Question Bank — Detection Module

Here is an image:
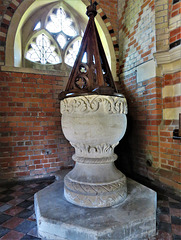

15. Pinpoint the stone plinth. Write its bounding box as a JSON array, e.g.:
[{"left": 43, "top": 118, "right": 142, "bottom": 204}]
[
  {"left": 34, "top": 178, "right": 157, "bottom": 240},
  {"left": 60, "top": 95, "right": 128, "bottom": 207}
]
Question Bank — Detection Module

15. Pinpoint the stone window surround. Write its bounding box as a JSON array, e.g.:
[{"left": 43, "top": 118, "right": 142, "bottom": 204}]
[
  {"left": 2, "top": 0, "right": 118, "bottom": 81},
  {"left": 23, "top": 2, "right": 84, "bottom": 69}
]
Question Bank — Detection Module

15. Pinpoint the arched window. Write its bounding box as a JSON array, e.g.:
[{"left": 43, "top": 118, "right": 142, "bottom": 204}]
[
  {"left": 25, "top": 32, "right": 61, "bottom": 65},
  {"left": 4, "top": 0, "right": 117, "bottom": 80},
  {"left": 22, "top": 3, "right": 86, "bottom": 71}
]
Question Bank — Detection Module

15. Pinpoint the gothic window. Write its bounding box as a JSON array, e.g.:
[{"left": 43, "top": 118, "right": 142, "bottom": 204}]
[
  {"left": 26, "top": 33, "right": 61, "bottom": 64},
  {"left": 5, "top": 0, "right": 115, "bottom": 79},
  {"left": 24, "top": 5, "right": 86, "bottom": 70}
]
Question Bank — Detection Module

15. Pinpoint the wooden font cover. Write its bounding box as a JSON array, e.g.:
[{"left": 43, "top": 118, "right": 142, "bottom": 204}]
[{"left": 59, "top": 3, "right": 118, "bottom": 100}]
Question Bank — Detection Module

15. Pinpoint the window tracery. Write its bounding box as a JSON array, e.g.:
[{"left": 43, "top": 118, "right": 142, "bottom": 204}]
[
  {"left": 4, "top": 0, "right": 115, "bottom": 79},
  {"left": 24, "top": 6, "right": 85, "bottom": 69},
  {"left": 26, "top": 33, "right": 61, "bottom": 64}
]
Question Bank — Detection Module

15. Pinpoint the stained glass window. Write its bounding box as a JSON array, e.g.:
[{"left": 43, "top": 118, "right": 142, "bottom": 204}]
[{"left": 25, "top": 6, "right": 85, "bottom": 67}]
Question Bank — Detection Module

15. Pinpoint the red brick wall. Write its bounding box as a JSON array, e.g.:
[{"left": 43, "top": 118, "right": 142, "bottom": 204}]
[
  {"left": 159, "top": 119, "right": 180, "bottom": 190},
  {"left": 169, "top": 1, "right": 181, "bottom": 47},
  {"left": 170, "top": 1, "right": 181, "bottom": 18},
  {"left": 0, "top": 72, "right": 74, "bottom": 180},
  {"left": 96, "top": 1, "right": 120, "bottom": 73},
  {"left": 117, "top": 74, "right": 161, "bottom": 175},
  {"left": 117, "top": 70, "right": 181, "bottom": 192},
  {"left": 98, "top": 0, "right": 118, "bottom": 33},
  {"left": 118, "top": 0, "right": 155, "bottom": 73},
  {"left": 0, "top": 0, "right": 119, "bottom": 181},
  {"left": 117, "top": 0, "right": 181, "bottom": 194},
  {"left": 160, "top": 72, "right": 181, "bottom": 190},
  {"left": 170, "top": 27, "right": 181, "bottom": 45}
]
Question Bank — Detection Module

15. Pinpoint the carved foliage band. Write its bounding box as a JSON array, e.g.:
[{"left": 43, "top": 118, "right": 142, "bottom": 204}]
[
  {"left": 61, "top": 95, "right": 128, "bottom": 114},
  {"left": 70, "top": 142, "right": 119, "bottom": 158}
]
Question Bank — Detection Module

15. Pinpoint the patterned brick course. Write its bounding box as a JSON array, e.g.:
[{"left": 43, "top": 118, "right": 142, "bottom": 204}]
[
  {"left": 116, "top": 72, "right": 181, "bottom": 192},
  {"left": 117, "top": 0, "right": 181, "bottom": 194},
  {"left": 118, "top": 0, "right": 155, "bottom": 73}
]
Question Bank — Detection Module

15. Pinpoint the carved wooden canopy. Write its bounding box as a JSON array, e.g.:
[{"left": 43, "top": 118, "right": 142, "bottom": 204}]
[{"left": 59, "top": 3, "right": 118, "bottom": 100}]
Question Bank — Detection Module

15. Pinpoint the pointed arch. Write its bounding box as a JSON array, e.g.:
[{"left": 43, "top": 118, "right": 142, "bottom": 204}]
[
  {"left": 2, "top": 0, "right": 119, "bottom": 79},
  {"left": 24, "top": 30, "right": 62, "bottom": 65}
]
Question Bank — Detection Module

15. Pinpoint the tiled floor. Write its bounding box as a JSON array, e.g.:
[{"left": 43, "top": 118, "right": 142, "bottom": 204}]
[
  {"left": 0, "top": 179, "right": 180, "bottom": 240},
  {"left": 154, "top": 194, "right": 181, "bottom": 240}
]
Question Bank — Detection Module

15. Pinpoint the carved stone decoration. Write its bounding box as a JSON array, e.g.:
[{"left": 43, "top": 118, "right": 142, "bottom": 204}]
[
  {"left": 61, "top": 95, "right": 128, "bottom": 114},
  {"left": 58, "top": 2, "right": 129, "bottom": 209},
  {"left": 70, "top": 142, "right": 119, "bottom": 158},
  {"left": 61, "top": 94, "right": 128, "bottom": 208}
]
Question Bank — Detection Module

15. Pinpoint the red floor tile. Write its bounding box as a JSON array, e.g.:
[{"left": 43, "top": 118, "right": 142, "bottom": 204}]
[
  {"left": 0, "top": 230, "right": 24, "bottom": 240},
  {"left": 158, "top": 201, "right": 169, "bottom": 208},
  {"left": 28, "top": 214, "right": 36, "bottom": 222},
  {"left": 11, "top": 186, "right": 24, "bottom": 191},
  {"left": 7, "top": 198, "right": 24, "bottom": 206},
  {"left": 159, "top": 214, "right": 171, "bottom": 223},
  {"left": 0, "top": 180, "right": 180, "bottom": 240},
  {"left": 10, "top": 192, "right": 24, "bottom": 197},
  {"left": 28, "top": 184, "right": 38, "bottom": 188},
  {"left": 4, "top": 206, "right": 24, "bottom": 216},
  {"left": 156, "top": 230, "right": 172, "bottom": 240},
  {"left": 2, "top": 217, "right": 24, "bottom": 229},
  {"left": 172, "top": 224, "right": 181, "bottom": 235},
  {"left": 170, "top": 207, "right": 181, "bottom": 217}
]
